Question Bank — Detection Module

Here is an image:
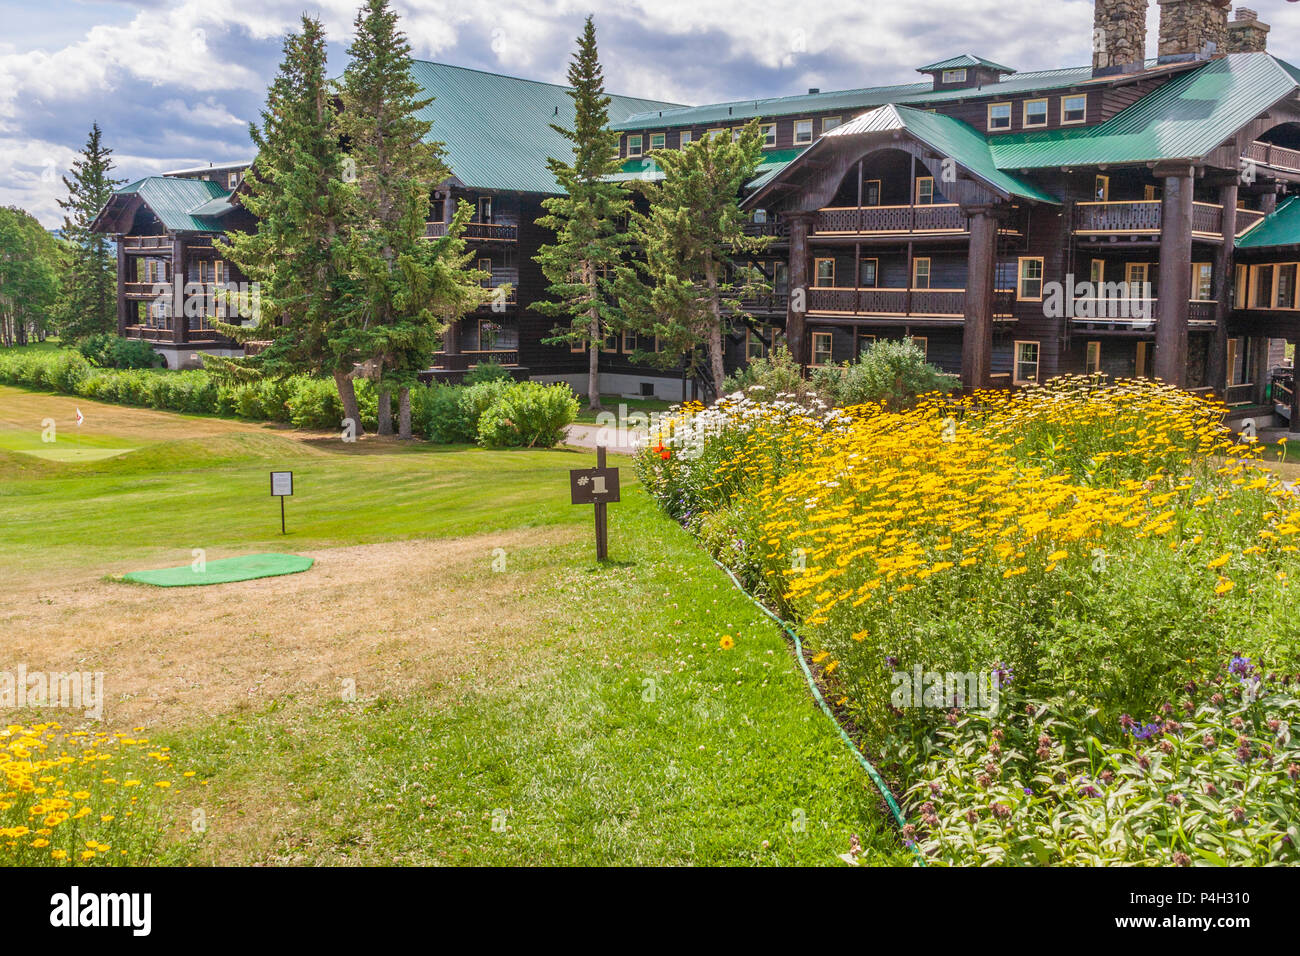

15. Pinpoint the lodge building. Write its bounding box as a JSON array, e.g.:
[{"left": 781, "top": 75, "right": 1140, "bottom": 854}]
[{"left": 92, "top": 0, "right": 1300, "bottom": 425}]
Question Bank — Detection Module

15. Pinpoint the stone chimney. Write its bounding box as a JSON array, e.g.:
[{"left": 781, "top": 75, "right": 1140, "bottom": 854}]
[
  {"left": 1157, "top": 0, "right": 1231, "bottom": 62},
  {"left": 1093, "top": 0, "right": 1149, "bottom": 76},
  {"left": 1226, "top": 8, "right": 1270, "bottom": 53}
]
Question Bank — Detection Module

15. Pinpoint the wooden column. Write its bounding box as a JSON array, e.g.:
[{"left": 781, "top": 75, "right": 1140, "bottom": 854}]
[
  {"left": 961, "top": 205, "right": 999, "bottom": 391},
  {"left": 1252, "top": 335, "right": 1270, "bottom": 406},
  {"left": 1291, "top": 341, "right": 1300, "bottom": 433},
  {"left": 444, "top": 320, "right": 460, "bottom": 356},
  {"left": 170, "top": 235, "right": 187, "bottom": 344},
  {"left": 786, "top": 212, "right": 812, "bottom": 366},
  {"left": 116, "top": 235, "right": 128, "bottom": 335},
  {"left": 1206, "top": 182, "right": 1237, "bottom": 395},
  {"left": 1153, "top": 168, "right": 1195, "bottom": 385}
]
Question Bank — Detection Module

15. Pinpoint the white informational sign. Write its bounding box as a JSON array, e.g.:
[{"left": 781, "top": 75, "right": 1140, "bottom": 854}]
[{"left": 270, "top": 471, "right": 294, "bottom": 497}]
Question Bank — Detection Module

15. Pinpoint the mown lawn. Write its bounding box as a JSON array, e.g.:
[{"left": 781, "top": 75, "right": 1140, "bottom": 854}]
[{"left": 0, "top": 384, "right": 905, "bottom": 866}]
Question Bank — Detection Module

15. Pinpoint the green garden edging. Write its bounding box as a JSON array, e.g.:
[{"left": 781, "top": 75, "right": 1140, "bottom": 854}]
[{"left": 121, "top": 553, "right": 314, "bottom": 587}]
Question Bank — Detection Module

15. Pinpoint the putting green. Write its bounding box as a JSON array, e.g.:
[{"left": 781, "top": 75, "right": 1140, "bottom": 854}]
[{"left": 121, "top": 553, "right": 314, "bottom": 587}]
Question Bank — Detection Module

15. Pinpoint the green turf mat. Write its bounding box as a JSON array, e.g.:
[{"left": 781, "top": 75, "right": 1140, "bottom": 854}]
[{"left": 121, "top": 553, "right": 314, "bottom": 587}]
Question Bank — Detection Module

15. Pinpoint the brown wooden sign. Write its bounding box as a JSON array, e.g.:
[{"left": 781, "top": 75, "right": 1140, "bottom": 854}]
[{"left": 571, "top": 446, "right": 618, "bottom": 560}]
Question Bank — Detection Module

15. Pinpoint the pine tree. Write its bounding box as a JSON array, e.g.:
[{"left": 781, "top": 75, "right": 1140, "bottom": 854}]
[
  {"left": 56, "top": 123, "right": 123, "bottom": 340},
  {"left": 617, "top": 121, "right": 772, "bottom": 397},
  {"left": 534, "top": 15, "right": 630, "bottom": 411},
  {"left": 336, "top": 0, "right": 487, "bottom": 439},
  {"left": 0, "top": 207, "right": 61, "bottom": 346},
  {"left": 212, "top": 16, "right": 364, "bottom": 432}
]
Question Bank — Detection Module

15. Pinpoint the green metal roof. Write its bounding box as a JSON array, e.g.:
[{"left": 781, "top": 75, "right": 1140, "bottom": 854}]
[
  {"left": 408, "top": 61, "right": 681, "bottom": 193},
  {"left": 917, "top": 54, "right": 1016, "bottom": 74},
  {"left": 1236, "top": 196, "right": 1300, "bottom": 250},
  {"left": 607, "top": 146, "right": 804, "bottom": 186},
  {"left": 990, "top": 53, "right": 1300, "bottom": 169},
  {"left": 821, "top": 105, "right": 1060, "bottom": 204},
  {"left": 114, "top": 176, "right": 231, "bottom": 233}
]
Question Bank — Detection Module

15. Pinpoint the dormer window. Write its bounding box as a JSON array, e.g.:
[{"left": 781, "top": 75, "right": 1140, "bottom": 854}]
[
  {"left": 227, "top": 171, "right": 240, "bottom": 189},
  {"left": 941, "top": 69, "right": 967, "bottom": 84},
  {"left": 987, "top": 103, "right": 1012, "bottom": 131}
]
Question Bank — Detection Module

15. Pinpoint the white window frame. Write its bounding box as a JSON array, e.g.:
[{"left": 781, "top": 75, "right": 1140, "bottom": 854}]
[
  {"left": 1013, "top": 340, "right": 1041, "bottom": 385},
  {"left": 793, "top": 119, "right": 814, "bottom": 145},
  {"left": 941, "top": 68, "right": 967, "bottom": 84},
  {"left": 759, "top": 123, "right": 777, "bottom": 148},
  {"left": 1061, "top": 94, "right": 1087, "bottom": 125},
  {"left": 1023, "top": 98, "right": 1048, "bottom": 128},
  {"left": 649, "top": 132, "right": 666, "bottom": 151},
  {"left": 626, "top": 134, "right": 643, "bottom": 158},
  {"left": 810, "top": 330, "right": 834, "bottom": 367},
  {"left": 987, "top": 102, "right": 1012, "bottom": 131},
  {"left": 821, "top": 116, "right": 841, "bottom": 133}
]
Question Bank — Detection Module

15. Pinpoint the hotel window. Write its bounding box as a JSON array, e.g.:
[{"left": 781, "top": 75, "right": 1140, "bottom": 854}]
[
  {"left": 1086, "top": 340, "right": 1102, "bottom": 374},
  {"left": 627, "top": 134, "right": 643, "bottom": 157},
  {"left": 649, "top": 133, "right": 666, "bottom": 151},
  {"left": 1018, "top": 257, "right": 1044, "bottom": 300},
  {"left": 856, "top": 331, "right": 876, "bottom": 356},
  {"left": 794, "top": 119, "right": 814, "bottom": 145},
  {"left": 1014, "top": 340, "right": 1040, "bottom": 385},
  {"left": 909, "top": 336, "right": 928, "bottom": 359},
  {"left": 1090, "top": 259, "right": 1105, "bottom": 285},
  {"left": 1094, "top": 175, "right": 1109, "bottom": 201},
  {"left": 1191, "top": 262, "right": 1214, "bottom": 302},
  {"left": 1023, "top": 99, "right": 1048, "bottom": 128},
  {"left": 774, "top": 261, "right": 789, "bottom": 295},
  {"left": 814, "top": 258, "right": 835, "bottom": 288},
  {"left": 478, "top": 258, "right": 493, "bottom": 288},
  {"left": 913, "top": 257, "right": 932, "bottom": 290},
  {"left": 864, "top": 179, "right": 881, "bottom": 206},
  {"left": 1277, "top": 264, "right": 1298, "bottom": 310},
  {"left": 622, "top": 329, "right": 637, "bottom": 353},
  {"left": 759, "top": 124, "right": 777, "bottom": 148},
  {"left": 1252, "top": 264, "right": 1275, "bottom": 309},
  {"left": 1234, "top": 263, "right": 1248, "bottom": 309},
  {"left": 915, "top": 176, "right": 935, "bottom": 205},
  {"left": 601, "top": 332, "right": 618, "bottom": 353},
  {"left": 746, "top": 327, "right": 769, "bottom": 360},
  {"left": 707, "top": 128, "right": 727, "bottom": 141},
  {"left": 860, "top": 258, "right": 879, "bottom": 288},
  {"left": 478, "top": 197, "right": 493, "bottom": 223},
  {"left": 1061, "top": 94, "right": 1087, "bottom": 125},
  {"left": 679, "top": 130, "right": 693, "bottom": 147},
  {"left": 227, "top": 171, "right": 240, "bottom": 189},
  {"left": 1135, "top": 341, "right": 1150, "bottom": 378},
  {"left": 941, "top": 69, "right": 967, "bottom": 84},
  {"left": 987, "top": 103, "right": 1012, "bottom": 132},
  {"left": 811, "top": 331, "right": 834, "bottom": 367},
  {"left": 1227, "top": 337, "right": 1251, "bottom": 385},
  {"left": 1126, "top": 262, "right": 1150, "bottom": 295},
  {"left": 822, "top": 116, "right": 841, "bottom": 133}
]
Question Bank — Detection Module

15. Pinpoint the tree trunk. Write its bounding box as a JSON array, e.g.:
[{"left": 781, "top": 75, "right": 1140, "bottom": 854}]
[
  {"left": 398, "top": 387, "right": 412, "bottom": 440},
  {"left": 333, "top": 369, "right": 364, "bottom": 438},
  {"left": 377, "top": 389, "right": 393, "bottom": 435},
  {"left": 587, "top": 308, "right": 601, "bottom": 411},
  {"left": 704, "top": 263, "right": 727, "bottom": 397}
]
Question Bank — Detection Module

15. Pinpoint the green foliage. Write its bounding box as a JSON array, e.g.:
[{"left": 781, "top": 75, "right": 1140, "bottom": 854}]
[
  {"left": 462, "top": 360, "right": 512, "bottom": 385},
  {"left": 476, "top": 382, "right": 579, "bottom": 448},
  {"left": 77, "top": 333, "right": 162, "bottom": 369},
  {"left": 903, "top": 671, "right": 1300, "bottom": 866},
  {"left": 811, "top": 338, "right": 958, "bottom": 409},
  {"left": 54, "top": 123, "right": 123, "bottom": 340},
  {"left": 0, "top": 205, "right": 62, "bottom": 346},
  {"left": 286, "top": 377, "right": 345, "bottom": 429},
  {"left": 723, "top": 345, "right": 809, "bottom": 400}
]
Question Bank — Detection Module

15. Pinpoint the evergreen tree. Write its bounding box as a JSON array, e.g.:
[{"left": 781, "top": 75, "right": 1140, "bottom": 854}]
[
  {"left": 56, "top": 123, "right": 122, "bottom": 340},
  {"left": 336, "top": 0, "right": 487, "bottom": 439},
  {"left": 617, "top": 122, "right": 771, "bottom": 397},
  {"left": 212, "top": 16, "right": 364, "bottom": 432},
  {"left": 533, "top": 15, "right": 629, "bottom": 411},
  {"left": 0, "top": 207, "right": 61, "bottom": 346}
]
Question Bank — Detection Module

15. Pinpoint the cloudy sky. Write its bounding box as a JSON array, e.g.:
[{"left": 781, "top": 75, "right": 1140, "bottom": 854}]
[{"left": 2, "top": 0, "right": 1297, "bottom": 226}]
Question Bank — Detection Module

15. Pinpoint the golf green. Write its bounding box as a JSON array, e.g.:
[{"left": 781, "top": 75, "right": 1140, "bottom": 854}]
[{"left": 121, "top": 553, "right": 314, "bottom": 587}]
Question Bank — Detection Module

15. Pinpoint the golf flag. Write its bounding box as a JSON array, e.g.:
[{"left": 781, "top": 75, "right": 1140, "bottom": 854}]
[{"left": 74, "top": 407, "right": 84, "bottom": 427}]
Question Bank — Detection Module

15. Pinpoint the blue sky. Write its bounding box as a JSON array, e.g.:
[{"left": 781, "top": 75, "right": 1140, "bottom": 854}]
[{"left": 2, "top": 0, "right": 1297, "bottom": 226}]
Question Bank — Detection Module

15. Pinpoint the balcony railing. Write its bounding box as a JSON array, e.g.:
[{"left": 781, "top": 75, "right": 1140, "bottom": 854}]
[
  {"left": 742, "top": 219, "right": 790, "bottom": 238},
  {"left": 428, "top": 349, "right": 521, "bottom": 371},
  {"left": 1067, "top": 299, "right": 1218, "bottom": 328},
  {"left": 1243, "top": 140, "right": 1300, "bottom": 174},
  {"left": 807, "top": 286, "right": 989, "bottom": 318},
  {"left": 737, "top": 292, "right": 790, "bottom": 312},
  {"left": 121, "top": 235, "right": 171, "bottom": 252},
  {"left": 424, "top": 221, "right": 518, "bottom": 241},
  {"left": 1074, "top": 201, "right": 1267, "bottom": 239},
  {"left": 813, "top": 203, "right": 968, "bottom": 237}
]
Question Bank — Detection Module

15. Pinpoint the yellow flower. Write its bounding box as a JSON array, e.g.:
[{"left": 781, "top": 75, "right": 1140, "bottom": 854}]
[
  {"left": 1214, "top": 577, "right": 1235, "bottom": 596},
  {"left": 719, "top": 635, "right": 735, "bottom": 650},
  {"left": 1207, "top": 554, "right": 1231, "bottom": 570}
]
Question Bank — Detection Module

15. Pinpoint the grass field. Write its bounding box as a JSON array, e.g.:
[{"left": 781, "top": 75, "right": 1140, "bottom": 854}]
[{"left": 0, "top": 383, "right": 905, "bottom": 866}]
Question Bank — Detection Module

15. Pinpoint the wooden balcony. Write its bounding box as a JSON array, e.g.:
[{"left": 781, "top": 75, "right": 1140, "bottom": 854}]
[
  {"left": 427, "top": 349, "right": 521, "bottom": 371},
  {"left": 737, "top": 292, "right": 790, "bottom": 313},
  {"left": 477, "top": 286, "right": 517, "bottom": 308},
  {"left": 424, "top": 221, "right": 518, "bottom": 242},
  {"left": 1067, "top": 299, "right": 1218, "bottom": 330},
  {"left": 121, "top": 235, "right": 172, "bottom": 253},
  {"left": 742, "top": 219, "right": 790, "bottom": 239},
  {"left": 1074, "top": 201, "right": 1266, "bottom": 240},
  {"left": 806, "top": 286, "right": 1013, "bottom": 320},
  {"left": 813, "top": 203, "right": 968, "bottom": 237},
  {"left": 123, "top": 281, "right": 169, "bottom": 299},
  {"left": 1242, "top": 140, "right": 1300, "bottom": 175}
]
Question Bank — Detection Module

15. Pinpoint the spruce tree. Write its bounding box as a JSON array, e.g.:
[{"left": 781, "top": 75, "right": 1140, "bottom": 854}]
[
  {"left": 336, "top": 0, "right": 486, "bottom": 439},
  {"left": 56, "top": 123, "right": 122, "bottom": 340},
  {"left": 534, "top": 15, "right": 629, "bottom": 411},
  {"left": 213, "top": 16, "right": 364, "bottom": 432},
  {"left": 617, "top": 121, "right": 771, "bottom": 397}
]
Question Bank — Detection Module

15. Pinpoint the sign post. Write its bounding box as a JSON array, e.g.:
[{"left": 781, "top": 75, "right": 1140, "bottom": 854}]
[
  {"left": 569, "top": 446, "right": 619, "bottom": 561},
  {"left": 270, "top": 471, "right": 293, "bottom": 534}
]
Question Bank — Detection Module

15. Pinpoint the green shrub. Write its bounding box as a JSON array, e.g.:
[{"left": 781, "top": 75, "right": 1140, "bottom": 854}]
[
  {"left": 476, "top": 381, "right": 578, "bottom": 448},
  {"left": 463, "top": 361, "right": 512, "bottom": 385},
  {"left": 77, "top": 334, "right": 161, "bottom": 370},
  {"left": 412, "top": 383, "right": 471, "bottom": 443},
  {"left": 723, "top": 345, "right": 810, "bottom": 401},
  {"left": 811, "top": 338, "right": 958, "bottom": 409},
  {"left": 287, "top": 377, "right": 344, "bottom": 430}
]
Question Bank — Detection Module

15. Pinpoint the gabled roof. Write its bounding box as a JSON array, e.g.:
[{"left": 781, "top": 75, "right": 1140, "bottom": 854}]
[
  {"left": 989, "top": 53, "right": 1300, "bottom": 169},
  {"left": 917, "top": 54, "right": 1015, "bottom": 75},
  {"left": 750, "top": 104, "right": 1059, "bottom": 206},
  {"left": 1236, "top": 196, "right": 1300, "bottom": 250},
  {"left": 408, "top": 61, "right": 682, "bottom": 193},
  {"left": 103, "top": 176, "right": 233, "bottom": 233}
]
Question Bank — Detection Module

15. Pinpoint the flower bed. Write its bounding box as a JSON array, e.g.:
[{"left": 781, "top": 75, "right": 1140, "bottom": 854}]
[{"left": 637, "top": 377, "right": 1300, "bottom": 865}]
